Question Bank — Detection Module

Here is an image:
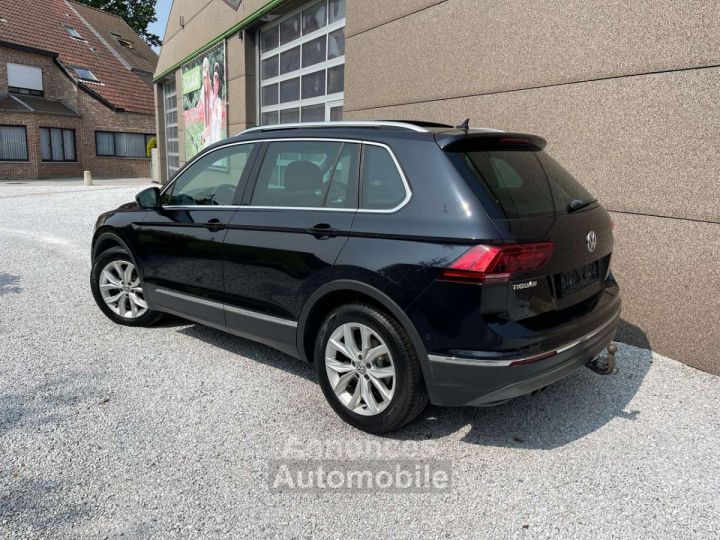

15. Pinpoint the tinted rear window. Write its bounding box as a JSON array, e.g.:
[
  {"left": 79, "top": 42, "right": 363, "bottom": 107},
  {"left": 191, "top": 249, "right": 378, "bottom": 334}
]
[{"left": 456, "top": 149, "right": 595, "bottom": 218}]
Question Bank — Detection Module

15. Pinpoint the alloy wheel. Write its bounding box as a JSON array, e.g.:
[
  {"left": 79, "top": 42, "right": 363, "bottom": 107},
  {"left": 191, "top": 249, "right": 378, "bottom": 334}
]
[
  {"left": 99, "top": 260, "right": 148, "bottom": 319},
  {"left": 324, "top": 322, "right": 396, "bottom": 416}
]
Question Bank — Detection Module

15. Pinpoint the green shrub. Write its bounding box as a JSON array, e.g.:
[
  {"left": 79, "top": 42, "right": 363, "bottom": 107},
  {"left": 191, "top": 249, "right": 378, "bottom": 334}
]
[{"left": 146, "top": 137, "right": 157, "bottom": 158}]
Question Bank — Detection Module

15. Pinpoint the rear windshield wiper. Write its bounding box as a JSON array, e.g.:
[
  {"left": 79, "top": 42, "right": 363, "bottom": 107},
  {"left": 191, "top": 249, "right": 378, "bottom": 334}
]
[{"left": 567, "top": 199, "right": 597, "bottom": 212}]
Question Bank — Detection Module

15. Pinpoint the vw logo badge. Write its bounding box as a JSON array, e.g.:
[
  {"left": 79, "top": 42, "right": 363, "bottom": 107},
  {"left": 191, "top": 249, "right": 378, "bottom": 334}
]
[{"left": 586, "top": 231, "right": 597, "bottom": 252}]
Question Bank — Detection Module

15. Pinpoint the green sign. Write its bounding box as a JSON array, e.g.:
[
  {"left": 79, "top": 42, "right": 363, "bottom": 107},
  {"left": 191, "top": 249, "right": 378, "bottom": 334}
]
[{"left": 182, "top": 65, "right": 202, "bottom": 94}]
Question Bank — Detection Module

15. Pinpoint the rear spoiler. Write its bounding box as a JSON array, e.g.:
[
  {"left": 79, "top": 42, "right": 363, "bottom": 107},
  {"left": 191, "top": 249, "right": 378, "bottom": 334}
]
[{"left": 435, "top": 130, "right": 547, "bottom": 151}]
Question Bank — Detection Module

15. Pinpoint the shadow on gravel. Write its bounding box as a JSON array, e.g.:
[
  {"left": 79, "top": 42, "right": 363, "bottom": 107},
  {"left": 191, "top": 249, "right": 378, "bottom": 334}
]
[
  {"left": 175, "top": 316, "right": 652, "bottom": 450},
  {"left": 390, "top": 318, "right": 653, "bottom": 449},
  {"left": 0, "top": 477, "right": 91, "bottom": 536},
  {"left": 178, "top": 323, "right": 315, "bottom": 381},
  {"left": 0, "top": 374, "right": 103, "bottom": 532},
  {"left": 153, "top": 313, "right": 198, "bottom": 329},
  {"left": 0, "top": 373, "right": 104, "bottom": 434},
  {"left": 0, "top": 272, "right": 22, "bottom": 295}
]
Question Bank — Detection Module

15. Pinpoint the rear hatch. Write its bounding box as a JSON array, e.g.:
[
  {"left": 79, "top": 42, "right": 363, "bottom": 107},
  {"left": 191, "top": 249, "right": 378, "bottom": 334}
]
[{"left": 438, "top": 132, "right": 614, "bottom": 322}]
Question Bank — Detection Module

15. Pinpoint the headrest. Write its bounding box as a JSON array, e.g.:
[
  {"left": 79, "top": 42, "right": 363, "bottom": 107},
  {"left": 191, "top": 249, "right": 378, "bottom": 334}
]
[{"left": 284, "top": 161, "right": 323, "bottom": 192}]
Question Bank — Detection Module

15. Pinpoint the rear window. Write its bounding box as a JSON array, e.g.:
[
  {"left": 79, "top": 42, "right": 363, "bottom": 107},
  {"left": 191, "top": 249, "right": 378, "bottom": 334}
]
[{"left": 456, "top": 149, "right": 595, "bottom": 218}]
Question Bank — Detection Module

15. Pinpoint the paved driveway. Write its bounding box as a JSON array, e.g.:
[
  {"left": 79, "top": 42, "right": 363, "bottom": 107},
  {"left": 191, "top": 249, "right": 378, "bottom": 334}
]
[{"left": 1, "top": 181, "right": 718, "bottom": 539}]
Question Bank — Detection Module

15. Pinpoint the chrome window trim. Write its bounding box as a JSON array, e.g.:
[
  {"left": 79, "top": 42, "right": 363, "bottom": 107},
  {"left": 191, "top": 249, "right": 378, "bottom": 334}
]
[
  {"left": 155, "top": 288, "right": 297, "bottom": 328},
  {"left": 239, "top": 205, "right": 357, "bottom": 213},
  {"left": 160, "top": 137, "right": 412, "bottom": 214},
  {"left": 158, "top": 140, "right": 257, "bottom": 199},
  {"left": 160, "top": 205, "right": 240, "bottom": 210},
  {"left": 357, "top": 140, "right": 412, "bottom": 213},
  {"left": 428, "top": 315, "right": 618, "bottom": 367}
]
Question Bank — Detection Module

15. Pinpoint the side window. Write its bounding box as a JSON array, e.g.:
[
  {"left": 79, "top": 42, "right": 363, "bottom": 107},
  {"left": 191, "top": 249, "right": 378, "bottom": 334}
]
[
  {"left": 250, "top": 140, "right": 359, "bottom": 208},
  {"left": 163, "top": 144, "right": 255, "bottom": 206},
  {"left": 325, "top": 143, "right": 359, "bottom": 208},
  {"left": 361, "top": 145, "right": 407, "bottom": 210}
]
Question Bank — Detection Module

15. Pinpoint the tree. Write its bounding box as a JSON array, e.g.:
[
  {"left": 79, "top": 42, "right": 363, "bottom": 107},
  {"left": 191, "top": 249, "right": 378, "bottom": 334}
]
[{"left": 76, "top": 0, "right": 161, "bottom": 48}]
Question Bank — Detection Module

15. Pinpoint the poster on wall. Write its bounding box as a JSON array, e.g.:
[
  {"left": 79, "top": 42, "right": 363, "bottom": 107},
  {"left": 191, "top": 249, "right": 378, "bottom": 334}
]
[{"left": 182, "top": 42, "right": 227, "bottom": 160}]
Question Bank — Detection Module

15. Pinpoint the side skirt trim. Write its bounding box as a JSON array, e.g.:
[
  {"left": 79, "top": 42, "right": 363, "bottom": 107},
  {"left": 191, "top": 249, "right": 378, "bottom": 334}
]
[
  {"left": 154, "top": 288, "right": 297, "bottom": 328},
  {"left": 224, "top": 303, "right": 297, "bottom": 328}
]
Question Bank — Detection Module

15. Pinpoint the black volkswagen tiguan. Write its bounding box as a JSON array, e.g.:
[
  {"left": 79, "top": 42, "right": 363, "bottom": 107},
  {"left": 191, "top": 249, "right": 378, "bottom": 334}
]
[{"left": 90, "top": 121, "right": 620, "bottom": 433}]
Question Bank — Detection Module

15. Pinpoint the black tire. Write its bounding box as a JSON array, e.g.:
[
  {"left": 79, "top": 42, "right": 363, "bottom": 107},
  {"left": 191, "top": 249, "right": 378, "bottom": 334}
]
[
  {"left": 90, "top": 246, "right": 163, "bottom": 327},
  {"left": 315, "top": 303, "right": 428, "bottom": 433}
]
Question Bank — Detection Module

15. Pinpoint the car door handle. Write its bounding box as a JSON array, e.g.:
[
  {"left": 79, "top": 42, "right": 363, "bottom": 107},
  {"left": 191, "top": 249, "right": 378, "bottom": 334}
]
[
  {"left": 309, "top": 223, "right": 339, "bottom": 238},
  {"left": 204, "top": 218, "right": 226, "bottom": 232}
]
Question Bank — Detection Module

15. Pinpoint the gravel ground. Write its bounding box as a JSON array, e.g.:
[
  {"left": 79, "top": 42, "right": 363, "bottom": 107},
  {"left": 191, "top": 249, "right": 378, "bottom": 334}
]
[{"left": 0, "top": 182, "right": 718, "bottom": 539}]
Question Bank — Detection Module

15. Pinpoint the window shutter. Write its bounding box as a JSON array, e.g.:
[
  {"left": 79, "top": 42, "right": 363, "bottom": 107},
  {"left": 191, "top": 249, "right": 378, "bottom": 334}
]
[{"left": 7, "top": 63, "right": 43, "bottom": 91}]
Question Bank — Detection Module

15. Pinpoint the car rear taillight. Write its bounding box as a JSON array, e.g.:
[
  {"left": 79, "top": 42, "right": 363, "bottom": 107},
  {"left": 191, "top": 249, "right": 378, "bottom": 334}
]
[
  {"left": 439, "top": 242, "right": 555, "bottom": 284},
  {"left": 497, "top": 137, "right": 532, "bottom": 146}
]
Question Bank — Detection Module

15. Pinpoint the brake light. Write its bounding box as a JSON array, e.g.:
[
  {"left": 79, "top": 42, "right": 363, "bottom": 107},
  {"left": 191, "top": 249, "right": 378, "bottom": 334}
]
[
  {"left": 498, "top": 137, "right": 531, "bottom": 146},
  {"left": 439, "top": 242, "right": 555, "bottom": 284}
]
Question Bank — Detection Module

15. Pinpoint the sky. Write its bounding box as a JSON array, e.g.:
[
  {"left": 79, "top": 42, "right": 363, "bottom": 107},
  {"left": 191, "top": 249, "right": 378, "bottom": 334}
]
[{"left": 148, "top": 0, "right": 173, "bottom": 52}]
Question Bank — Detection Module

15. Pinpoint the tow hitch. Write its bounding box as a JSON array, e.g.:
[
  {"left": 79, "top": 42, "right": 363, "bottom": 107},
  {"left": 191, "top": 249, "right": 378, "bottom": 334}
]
[{"left": 587, "top": 343, "right": 618, "bottom": 375}]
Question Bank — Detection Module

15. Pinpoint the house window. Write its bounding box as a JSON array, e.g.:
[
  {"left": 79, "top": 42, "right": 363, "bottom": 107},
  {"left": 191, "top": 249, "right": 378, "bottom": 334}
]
[
  {"left": 65, "top": 26, "right": 84, "bottom": 40},
  {"left": 0, "top": 125, "right": 28, "bottom": 161},
  {"left": 7, "top": 63, "right": 43, "bottom": 96},
  {"left": 96, "top": 132, "right": 154, "bottom": 158},
  {"left": 259, "top": 0, "right": 345, "bottom": 125},
  {"left": 69, "top": 66, "right": 99, "bottom": 82},
  {"left": 40, "top": 128, "right": 77, "bottom": 162}
]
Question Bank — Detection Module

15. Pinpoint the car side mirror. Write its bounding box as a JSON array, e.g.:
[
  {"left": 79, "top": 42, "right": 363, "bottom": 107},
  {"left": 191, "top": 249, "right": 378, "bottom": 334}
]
[{"left": 136, "top": 186, "right": 161, "bottom": 209}]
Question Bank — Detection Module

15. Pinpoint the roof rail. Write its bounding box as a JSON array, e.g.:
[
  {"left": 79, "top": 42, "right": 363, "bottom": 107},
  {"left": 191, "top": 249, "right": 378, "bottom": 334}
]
[
  {"left": 238, "top": 121, "right": 430, "bottom": 135},
  {"left": 381, "top": 120, "right": 454, "bottom": 128}
]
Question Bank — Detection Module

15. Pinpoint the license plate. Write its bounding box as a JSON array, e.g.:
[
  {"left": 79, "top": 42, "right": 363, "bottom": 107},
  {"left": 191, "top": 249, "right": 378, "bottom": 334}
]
[{"left": 556, "top": 261, "right": 600, "bottom": 297}]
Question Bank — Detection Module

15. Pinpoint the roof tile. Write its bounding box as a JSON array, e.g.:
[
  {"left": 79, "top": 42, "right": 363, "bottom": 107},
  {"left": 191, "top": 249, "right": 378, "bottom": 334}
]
[{"left": 0, "top": 0, "right": 157, "bottom": 115}]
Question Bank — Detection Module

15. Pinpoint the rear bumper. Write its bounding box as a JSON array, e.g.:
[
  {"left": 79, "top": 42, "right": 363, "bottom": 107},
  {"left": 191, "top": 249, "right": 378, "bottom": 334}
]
[{"left": 424, "top": 308, "right": 620, "bottom": 407}]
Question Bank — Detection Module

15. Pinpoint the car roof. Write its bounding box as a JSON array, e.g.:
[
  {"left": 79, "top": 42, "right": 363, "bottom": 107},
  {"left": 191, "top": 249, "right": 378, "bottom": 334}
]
[
  {"left": 224, "top": 121, "right": 505, "bottom": 144},
  {"left": 196, "top": 121, "right": 544, "bottom": 158}
]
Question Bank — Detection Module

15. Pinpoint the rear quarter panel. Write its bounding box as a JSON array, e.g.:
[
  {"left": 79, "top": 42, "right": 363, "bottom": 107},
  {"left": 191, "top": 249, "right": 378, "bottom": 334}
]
[
  {"left": 335, "top": 136, "right": 501, "bottom": 308},
  {"left": 332, "top": 136, "right": 504, "bottom": 355}
]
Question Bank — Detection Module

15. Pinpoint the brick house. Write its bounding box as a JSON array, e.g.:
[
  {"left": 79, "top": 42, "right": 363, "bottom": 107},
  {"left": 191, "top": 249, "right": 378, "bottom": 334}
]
[{"left": 0, "top": 0, "right": 158, "bottom": 179}]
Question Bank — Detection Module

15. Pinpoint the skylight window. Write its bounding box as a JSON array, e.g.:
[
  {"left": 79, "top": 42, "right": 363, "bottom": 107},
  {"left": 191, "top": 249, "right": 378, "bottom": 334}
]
[
  {"left": 69, "top": 66, "right": 99, "bottom": 82},
  {"left": 65, "top": 26, "right": 83, "bottom": 40},
  {"left": 110, "top": 32, "right": 135, "bottom": 50}
]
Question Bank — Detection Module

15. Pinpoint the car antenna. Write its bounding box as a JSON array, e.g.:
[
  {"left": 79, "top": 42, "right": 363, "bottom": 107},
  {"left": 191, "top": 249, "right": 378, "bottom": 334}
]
[{"left": 455, "top": 118, "right": 470, "bottom": 132}]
